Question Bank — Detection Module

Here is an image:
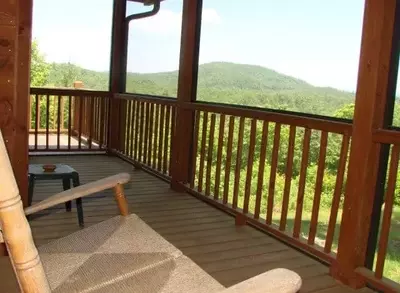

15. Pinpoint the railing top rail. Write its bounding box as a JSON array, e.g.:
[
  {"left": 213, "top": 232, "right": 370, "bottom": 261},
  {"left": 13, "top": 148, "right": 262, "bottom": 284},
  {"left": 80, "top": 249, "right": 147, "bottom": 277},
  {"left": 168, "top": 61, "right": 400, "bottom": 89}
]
[
  {"left": 182, "top": 101, "right": 353, "bottom": 135},
  {"left": 115, "top": 93, "right": 177, "bottom": 106},
  {"left": 30, "top": 87, "right": 111, "bottom": 97}
]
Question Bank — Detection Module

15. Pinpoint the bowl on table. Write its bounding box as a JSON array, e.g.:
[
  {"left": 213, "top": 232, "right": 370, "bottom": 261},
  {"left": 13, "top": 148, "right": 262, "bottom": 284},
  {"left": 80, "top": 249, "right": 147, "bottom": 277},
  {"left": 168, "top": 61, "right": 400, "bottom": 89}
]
[{"left": 42, "top": 164, "right": 57, "bottom": 172}]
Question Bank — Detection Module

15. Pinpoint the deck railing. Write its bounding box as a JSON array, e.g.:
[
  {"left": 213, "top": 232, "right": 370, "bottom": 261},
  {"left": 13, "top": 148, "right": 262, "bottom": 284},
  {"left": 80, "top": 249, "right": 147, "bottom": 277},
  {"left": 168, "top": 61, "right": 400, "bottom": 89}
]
[
  {"left": 181, "top": 102, "right": 352, "bottom": 264},
  {"left": 354, "top": 129, "right": 400, "bottom": 292},
  {"left": 114, "top": 94, "right": 176, "bottom": 179},
  {"left": 29, "top": 88, "right": 110, "bottom": 152},
  {"left": 28, "top": 88, "right": 400, "bottom": 292}
]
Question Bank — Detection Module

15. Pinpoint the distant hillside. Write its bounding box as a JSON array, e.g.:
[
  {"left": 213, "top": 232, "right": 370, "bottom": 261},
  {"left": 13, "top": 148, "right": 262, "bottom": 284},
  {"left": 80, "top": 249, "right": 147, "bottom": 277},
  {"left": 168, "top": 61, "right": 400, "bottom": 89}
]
[{"left": 46, "top": 61, "right": 355, "bottom": 116}]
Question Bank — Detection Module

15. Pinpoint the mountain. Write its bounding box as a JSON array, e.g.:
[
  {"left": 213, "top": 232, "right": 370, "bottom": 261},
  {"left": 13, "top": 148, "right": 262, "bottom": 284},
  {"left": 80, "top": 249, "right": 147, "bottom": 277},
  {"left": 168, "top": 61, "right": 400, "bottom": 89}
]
[{"left": 46, "top": 62, "right": 355, "bottom": 116}]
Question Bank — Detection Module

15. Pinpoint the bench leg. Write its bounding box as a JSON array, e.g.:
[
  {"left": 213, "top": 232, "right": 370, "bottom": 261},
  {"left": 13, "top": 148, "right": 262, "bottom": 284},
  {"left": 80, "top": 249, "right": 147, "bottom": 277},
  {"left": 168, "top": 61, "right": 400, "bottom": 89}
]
[
  {"left": 62, "top": 178, "right": 72, "bottom": 212},
  {"left": 72, "top": 172, "right": 84, "bottom": 227}
]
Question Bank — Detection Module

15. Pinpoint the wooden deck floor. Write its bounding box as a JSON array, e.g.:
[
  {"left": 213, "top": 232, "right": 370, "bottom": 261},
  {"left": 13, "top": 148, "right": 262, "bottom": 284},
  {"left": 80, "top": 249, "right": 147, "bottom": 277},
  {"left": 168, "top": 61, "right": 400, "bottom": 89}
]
[{"left": 27, "top": 155, "right": 373, "bottom": 293}]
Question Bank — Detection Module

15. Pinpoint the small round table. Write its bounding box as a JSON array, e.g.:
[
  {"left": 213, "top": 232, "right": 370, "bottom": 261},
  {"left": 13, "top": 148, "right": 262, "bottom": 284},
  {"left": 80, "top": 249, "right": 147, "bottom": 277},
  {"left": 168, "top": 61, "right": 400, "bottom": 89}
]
[{"left": 28, "top": 164, "right": 84, "bottom": 227}]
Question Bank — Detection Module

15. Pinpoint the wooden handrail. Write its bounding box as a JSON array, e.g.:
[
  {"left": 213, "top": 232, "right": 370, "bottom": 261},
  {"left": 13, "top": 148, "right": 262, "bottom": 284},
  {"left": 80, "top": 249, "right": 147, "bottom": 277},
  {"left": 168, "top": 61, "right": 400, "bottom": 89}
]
[
  {"left": 30, "top": 87, "right": 111, "bottom": 97},
  {"left": 0, "top": 131, "right": 51, "bottom": 292},
  {"left": 181, "top": 102, "right": 352, "bottom": 135}
]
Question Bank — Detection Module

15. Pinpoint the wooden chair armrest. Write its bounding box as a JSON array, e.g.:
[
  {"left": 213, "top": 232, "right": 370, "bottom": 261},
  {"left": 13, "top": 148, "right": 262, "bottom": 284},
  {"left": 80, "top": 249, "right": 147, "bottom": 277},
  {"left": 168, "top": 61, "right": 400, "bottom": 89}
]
[
  {"left": 24, "top": 173, "right": 131, "bottom": 216},
  {"left": 216, "top": 268, "right": 302, "bottom": 293}
]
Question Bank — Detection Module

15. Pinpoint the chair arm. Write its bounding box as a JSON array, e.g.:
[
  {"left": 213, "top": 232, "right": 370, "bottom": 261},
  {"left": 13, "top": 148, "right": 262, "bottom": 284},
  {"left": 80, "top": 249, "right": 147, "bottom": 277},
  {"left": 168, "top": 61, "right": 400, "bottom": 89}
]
[
  {"left": 24, "top": 173, "right": 131, "bottom": 216},
  {"left": 216, "top": 268, "right": 302, "bottom": 293}
]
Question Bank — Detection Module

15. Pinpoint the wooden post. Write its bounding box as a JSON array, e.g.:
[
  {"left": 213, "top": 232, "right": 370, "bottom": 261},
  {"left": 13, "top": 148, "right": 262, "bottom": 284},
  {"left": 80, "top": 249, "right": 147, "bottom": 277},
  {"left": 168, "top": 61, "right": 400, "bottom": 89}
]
[
  {"left": 0, "top": 0, "right": 31, "bottom": 210},
  {"left": 113, "top": 183, "right": 129, "bottom": 216},
  {"left": 331, "top": 0, "right": 398, "bottom": 288},
  {"left": 72, "top": 81, "right": 84, "bottom": 136},
  {"left": 108, "top": 0, "right": 127, "bottom": 153},
  {"left": 170, "top": 0, "right": 203, "bottom": 191}
]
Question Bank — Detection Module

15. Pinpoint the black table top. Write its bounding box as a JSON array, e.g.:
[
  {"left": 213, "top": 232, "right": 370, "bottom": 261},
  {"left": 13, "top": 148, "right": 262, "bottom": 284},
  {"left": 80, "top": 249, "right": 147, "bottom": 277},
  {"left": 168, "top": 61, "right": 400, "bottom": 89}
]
[{"left": 28, "top": 164, "right": 78, "bottom": 177}]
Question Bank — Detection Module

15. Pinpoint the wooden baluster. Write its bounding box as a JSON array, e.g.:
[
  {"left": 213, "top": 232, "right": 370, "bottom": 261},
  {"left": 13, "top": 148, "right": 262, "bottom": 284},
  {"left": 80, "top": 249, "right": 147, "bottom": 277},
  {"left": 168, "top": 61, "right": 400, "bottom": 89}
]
[
  {"left": 99, "top": 97, "right": 105, "bottom": 149},
  {"left": 375, "top": 145, "right": 399, "bottom": 279},
  {"left": 125, "top": 100, "right": 132, "bottom": 155},
  {"left": 68, "top": 96, "right": 72, "bottom": 150},
  {"left": 214, "top": 114, "right": 226, "bottom": 200},
  {"left": 325, "top": 135, "right": 350, "bottom": 253},
  {"left": 57, "top": 95, "right": 61, "bottom": 149},
  {"left": 266, "top": 123, "right": 281, "bottom": 225},
  {"left": 280, "top": 125, "right": 296, "bottom": 231},
  {"left": 34, "top": 95, "right": 39, "bottom": 150},
  {"left": 45, "top": 95, "right": 50, "bottom": 150},
  {"left": 139, "top": 101, "right": 145, "bottom": 162},
  {"left": 205, "top": 114, "right": 216, "bottom": 196},
  {"left": 129, "top": 101, "right": 136, "bottom": 158},
  {"left": 223, "top": 116, "right": 235, "bottom": 204},
  {"left": 308, "top": 131, "right": 328, "bottom": 245},
  {"left": 157, "top": 105, "right": 165, "bottom": 171},
  {"left": 143, "top": 103, "right": 150, "bottom": 163},
  {"left": 254, "top": 121, "right": 269, "bottom": 219},
  {"left": 232, "top": 117, "right": 245, "bottom": 209},
  {"left": 293, "top": 128, "right": 311, "bottom": 238},
  {"left": 198, "top": 112, "right": 208, "bottom": 193},
  {"left": 168, "top": 107, "right": 176, "bottom": 175},
  {"left": 163, "top": 106, "right": 171, "bottom": 174},
  {"left": 78, "top": 97, "right": 83, "bottom": 150},
  {"left": 152, "top": 104, "right": 159, "bottom": 168},
  {"left": 243, "top": 119, "right": 257, "bottom": 214},
  {"left": 190, "top": 112, "right": 201, "bottom": 189},
  {"left": 147, "top": 103, "right": 154, "bottom": 166}
]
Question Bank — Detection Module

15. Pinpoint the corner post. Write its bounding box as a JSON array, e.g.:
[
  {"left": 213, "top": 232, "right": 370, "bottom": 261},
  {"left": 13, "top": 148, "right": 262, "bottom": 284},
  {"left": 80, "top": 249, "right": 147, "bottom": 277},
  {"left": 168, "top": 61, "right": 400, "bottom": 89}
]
[
  {"left": 331, "top": 0, "right": 398, "bottom": 287},
  {"left": 170, "top": 0, "right": 203, "bottom": 191},
  {"left": 108, "top": 0, "right": 127, "bottom": 153}
]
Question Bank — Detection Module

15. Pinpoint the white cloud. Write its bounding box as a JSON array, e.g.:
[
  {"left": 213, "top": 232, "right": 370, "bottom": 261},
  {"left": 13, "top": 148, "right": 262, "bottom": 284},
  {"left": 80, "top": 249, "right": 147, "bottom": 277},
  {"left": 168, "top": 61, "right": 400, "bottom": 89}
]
[{"left": 131, "top": 8, "right": 221, "bottom": 35}]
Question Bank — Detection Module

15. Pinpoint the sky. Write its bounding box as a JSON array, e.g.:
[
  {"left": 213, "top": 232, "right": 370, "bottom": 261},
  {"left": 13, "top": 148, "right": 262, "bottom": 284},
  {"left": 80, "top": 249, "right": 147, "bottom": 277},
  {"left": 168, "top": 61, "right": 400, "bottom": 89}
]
[{"left": 32, "top": 0, "right": 397, "bottom": 93}]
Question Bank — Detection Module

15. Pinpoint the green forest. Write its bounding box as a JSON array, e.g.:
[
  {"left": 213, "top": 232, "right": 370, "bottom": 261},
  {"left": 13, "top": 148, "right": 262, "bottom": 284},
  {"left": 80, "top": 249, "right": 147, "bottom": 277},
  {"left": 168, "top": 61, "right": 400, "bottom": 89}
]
[{"left": 31, "top": 40, "right": 400, "bottom": 282}]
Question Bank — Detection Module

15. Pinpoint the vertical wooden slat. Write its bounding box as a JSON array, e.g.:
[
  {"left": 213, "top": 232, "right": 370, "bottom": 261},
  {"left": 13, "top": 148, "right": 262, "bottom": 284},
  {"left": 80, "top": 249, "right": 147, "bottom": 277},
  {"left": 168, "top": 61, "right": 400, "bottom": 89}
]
[
  {"left": 190, "top": 112, "right": 201, "bottom": 189},
  {"left": 57, "top": 95, "right": 61, "bottom": 149},
  {"left": 138, "top": 101, "right": 145, "bottom": 161},
  {"left": 78, "top": 97, "right": 83, "bottom": 149},
  {"left": 266, "top": 123, "right": 281, "bottom": 224},
  {"left": 152, "top": 104, "right": 159, "bottom": 168},
  {"left": 243, "top": 119, "right": 257, "bottom": 214},
  {"left": 168, "top": 106, "right": 176, "bottom": 175},
  {"left": 233, "top": 117, "right": 245, "bottom": 209},
  {"left": 99, "top": 97, "right": 105, "bottom": 148},
  {"left": 205, "top": 114, "right": 216, "bottom": 196},
  {"left": 28, "top": 95, "right": 32, "bottom": 132},
  {"left": 34, "top": 95, "right": 39, "bottom": 150},
  {"left": 293, "top": 128, "right": 312, "bottom": 238},
  {"left": 68, "top": 96, "right": 72, "bottom": 150},
  {"left": 163, "top": 106, "right": 171, "bottom": 174},
  {"left": 147, "top": 103, "right": 154, "bottom": 166},
  {"left": 254, "top": 121, "right": 269, "bottom": 219},
  {"left": 325, "top": 135, "right": 350, "bottom": 252},
  {"left": 214, "top": 114, "right": 226, "bottom": 199},
  {"left": 158, "top": 105, "right": 165, "bottom": 170},
  {"left": 280, "top": 125, "right": 296, "bottom": 231},
  {"left": 143, "top": 103, "right": 150, "bottom": 163},
  {"left": 125, "top": 100, "right": 132, "bottom": 155},
  {"left": 198, "top": 112, "right": 208, "bottom": 193},
  {"left": 133, "top": 100, "right": 140, "bottom": 159},
  {"left": 223, "top": 116, "right": 235, "bottom": 204},
  {"left": 222, "top": 116, "right": 235, "bottom": 204},
  {"left": 45, "top": 95, "right": 50, "bottom": 149},
  {"left": 308, "top": 131, "right": 328, "bottom": 245},
  {"left": 128, "top": 100, "right": 134, "bottom": 156},
  {"left": 375, "top": 144, "right": 399, "bottom": 279},
  {"left": 88, "top": 97, "right": 94, "bottom": 149},
  {"left": 60, "top": 96, "right": 64, "bottom": 132}
]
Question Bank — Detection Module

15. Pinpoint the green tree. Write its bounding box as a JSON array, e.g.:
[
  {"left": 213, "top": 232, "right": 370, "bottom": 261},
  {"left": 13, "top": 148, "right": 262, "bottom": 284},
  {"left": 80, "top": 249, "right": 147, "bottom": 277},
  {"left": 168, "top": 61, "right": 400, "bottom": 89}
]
[{"left": 30, "top": 40, "right": 50, "bottom": 87}]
